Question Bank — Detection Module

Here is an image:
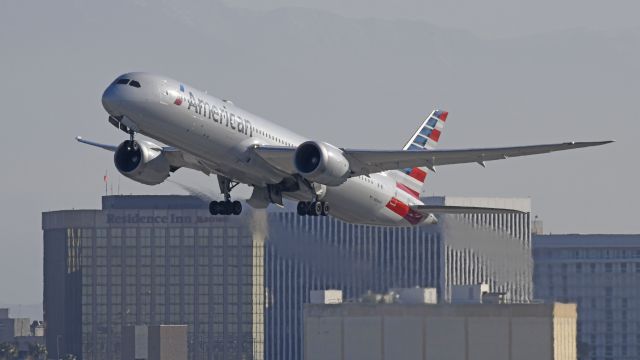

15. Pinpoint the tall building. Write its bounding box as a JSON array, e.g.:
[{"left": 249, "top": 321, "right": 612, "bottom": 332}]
[
  {"left": 42, "top": 196, "right": 264, "bottom": 360},
  {"left": 43, "top": 195, "right": 533, "bottom": 360},
  {"left": 304, "top": 301, "right": 577, "bottom": 360},
  {"left": 533, "top": 234, "right": 640, "bottom": 360},
  {"left": 265, "top": 196, "right": 533, "bottom": 360}
]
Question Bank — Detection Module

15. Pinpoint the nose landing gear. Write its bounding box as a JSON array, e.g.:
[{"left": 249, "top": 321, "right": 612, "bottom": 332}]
[{"left": 297, "top": 201, "right": 330, "bottom": 216}]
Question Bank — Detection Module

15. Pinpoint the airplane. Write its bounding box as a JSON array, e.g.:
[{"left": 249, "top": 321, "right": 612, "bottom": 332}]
[{"left": 78, "top": 72, "right": 612, "bottom": 227}]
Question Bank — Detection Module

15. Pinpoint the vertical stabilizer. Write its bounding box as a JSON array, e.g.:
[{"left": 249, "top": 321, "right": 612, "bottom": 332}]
[{"left": 389, "top": 110, "right": 448, "bottom": 198}]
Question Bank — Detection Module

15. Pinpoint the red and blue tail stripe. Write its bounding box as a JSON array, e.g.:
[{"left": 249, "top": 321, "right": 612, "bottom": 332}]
[{"left": 388, "top": 109, "right": 448, "bottom": 204}]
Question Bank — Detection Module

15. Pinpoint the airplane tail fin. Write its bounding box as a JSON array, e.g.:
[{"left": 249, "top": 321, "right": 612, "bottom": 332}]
[{"left": 388, "top": 109, "right": 448, "bottom": 199}]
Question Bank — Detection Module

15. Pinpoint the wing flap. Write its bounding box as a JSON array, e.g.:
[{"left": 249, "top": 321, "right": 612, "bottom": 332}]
[{"left": 410, "top": 205, "right": 525, "bottom": 215}]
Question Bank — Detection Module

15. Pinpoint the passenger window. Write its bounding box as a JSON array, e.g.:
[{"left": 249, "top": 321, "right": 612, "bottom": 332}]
[
  {"left": 116, "top": 78, "right": 130, "bottom": 85},
  {"left": 129, "top": 80, "right": 141, "bottom": 88}
]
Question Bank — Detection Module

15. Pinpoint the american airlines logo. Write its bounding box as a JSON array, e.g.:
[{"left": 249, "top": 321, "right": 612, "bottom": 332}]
[
  {"left": 173, "top": 84, "right": 185, "bottom": 105},
  {"left": 173, "top": 84, "right": 253, "bottom": 137}
]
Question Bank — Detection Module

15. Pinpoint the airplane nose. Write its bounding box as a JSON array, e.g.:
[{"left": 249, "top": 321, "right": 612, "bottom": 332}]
[{"left": 101, "top": 84, "right": 121, "bottom": 115}]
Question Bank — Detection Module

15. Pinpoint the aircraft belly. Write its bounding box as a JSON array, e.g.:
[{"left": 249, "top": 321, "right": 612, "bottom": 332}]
[{"left": 324, "top": 178, "right": 401, "bottom": 226}]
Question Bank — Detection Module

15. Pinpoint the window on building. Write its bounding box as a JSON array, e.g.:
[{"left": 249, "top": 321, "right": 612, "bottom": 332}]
[{"left": 605, "top": 286, "right": 613, "bottom": 297}]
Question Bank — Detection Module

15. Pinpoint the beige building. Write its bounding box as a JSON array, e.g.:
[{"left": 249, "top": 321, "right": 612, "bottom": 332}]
[
  {"left": 122, "top": 325, "right": 187, "bottom": 360},
  {"left": 304, "top": 302, "right": 577, "bottom": 360}
]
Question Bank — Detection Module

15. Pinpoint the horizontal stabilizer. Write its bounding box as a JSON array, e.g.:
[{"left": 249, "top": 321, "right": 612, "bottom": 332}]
[{"left": 410, "top": 204, "right": 526, "bottom": 215}]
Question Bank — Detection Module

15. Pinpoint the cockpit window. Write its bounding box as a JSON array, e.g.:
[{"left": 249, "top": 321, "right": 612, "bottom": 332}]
[
  {"left": 116, "top": 78, "right": 130, "bottom": 85},
  {"left": 129, "top": 80, "right": 141, "bottom": 88}
]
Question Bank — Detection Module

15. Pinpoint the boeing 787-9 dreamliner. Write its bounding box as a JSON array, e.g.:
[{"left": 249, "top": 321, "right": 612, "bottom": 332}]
[{"left": 77, "top": 72, "right": 612, "bottom": 227}]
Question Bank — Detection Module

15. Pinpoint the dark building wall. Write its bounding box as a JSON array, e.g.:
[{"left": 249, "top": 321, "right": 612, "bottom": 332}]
[
  {"left": 264, "top": 212, "right": 443, "bottom": 360},
  {"left": 43, "top": 227, "right": 82, "bottom": 359},
  {"left": 43, "top": 196, "right": 264, "bottom": 360},
  {"left": 264, "top": 206, "right": 532, "bottom": 360},
  {"left": 533, "top": 234, "right": 640, "bottom": 360},
  {"left": 120, "top": 326, "right": 135, "bottom": 360}
]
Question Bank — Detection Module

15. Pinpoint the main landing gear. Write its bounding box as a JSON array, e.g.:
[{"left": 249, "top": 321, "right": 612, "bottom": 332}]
[
  {"left": 209, "top": 175, "right": 243, "bottom": 216},
  {"left": 209, "top": 200, "right": 242, "bottom": 215},
  {"left": 297, "top": 201, "right": 330, "bottom": 216}
]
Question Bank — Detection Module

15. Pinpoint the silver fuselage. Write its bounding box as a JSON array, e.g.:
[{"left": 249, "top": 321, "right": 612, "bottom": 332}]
[{"left": 102, "top": 72, "right": 428, "bottom": 226}]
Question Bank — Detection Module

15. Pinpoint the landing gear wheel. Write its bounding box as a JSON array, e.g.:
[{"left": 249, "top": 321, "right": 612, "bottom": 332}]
[
  {"left": 322, "top": 202, "right": 330, "bottom": 216},
  {"left": 209, "top": 201, "right": 218, "bottom": 215},
  {"left": 305, "top": 202, "right": 315, "bottom": 216},
  {"left": 297, "top": 201, "right": 329, "bottom": 216},
  {"left": 209, "top": 200, "right": 242, "bottom": 216},
  {"left": 297, "top": 202, "right": 308, "bottom": 216},
  {"left": 220, "top": 201, "right": 231, "bottom": 215},
  {"left": 232, "top": 201, "right": 242, "bottom": 215},
  {"left": 306, "top": 201, "right": 323, "bottom": 216}
]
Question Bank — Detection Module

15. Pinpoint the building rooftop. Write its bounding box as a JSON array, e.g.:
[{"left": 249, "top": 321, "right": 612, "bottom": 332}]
[
  {"left": 102, "top": 195, "right": 208, "bottom": 210},
  {"left": 44, "top": 195, "right": 532, "bottom": 216},
  {"left": 533, "top": 234, "right": 640, "bottom": 248},
  {"left": 304, "top": 302, "right": 576, "bottom": 318}
]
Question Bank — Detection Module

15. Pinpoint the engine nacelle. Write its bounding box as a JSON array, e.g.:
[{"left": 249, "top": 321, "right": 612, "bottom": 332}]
[
  {"left": 294, "top": 141, "right": 350, "bottom": 186},
  {"left": 114, "top": 140, "right": 171, "bottom": 185}
]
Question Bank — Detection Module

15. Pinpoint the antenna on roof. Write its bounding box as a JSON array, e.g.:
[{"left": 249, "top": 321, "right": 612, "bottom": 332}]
[{"left": 103, "top": 170, "right": 108, "bottom": 196}]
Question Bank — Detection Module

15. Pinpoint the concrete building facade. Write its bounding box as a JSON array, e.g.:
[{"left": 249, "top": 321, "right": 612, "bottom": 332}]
[
  {"left": 0, "top": 309, "right": 46, "bottom": 359},
  {"left": 122, "top": 325, "right": 188, "bottom": 360},
  {"left": 265, "top": 196, "right": 533, "bottom": 360},
  {"left": 0, "top": 309, "right": 31, "bottom": 343},
  {"left": 42, "top": 196, "right": 264, "bottom": 360},
  {"left": 534, "top": 234, "right": 640, "bottom": 360},
  {"left": 303, "top": 302, "right": 577, "bottom": 360}
]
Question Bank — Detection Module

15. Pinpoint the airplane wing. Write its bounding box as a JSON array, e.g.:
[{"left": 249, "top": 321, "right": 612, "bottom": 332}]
[
  {"left": 76, "top": 136, "right": 209, "bottom": 174},
  {"left": 252, "top": 141, "right": 613, "bottom": 177},
  {"left": 76, "top": 136, "right": 118, "bottom": 151},
  {"left": 409, "top": 204, "right": 525, "bottom": 215}
]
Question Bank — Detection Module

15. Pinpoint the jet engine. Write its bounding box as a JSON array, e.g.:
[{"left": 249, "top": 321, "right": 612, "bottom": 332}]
[
  {"left": 114, "top": 140, "right": 171, "bottom": 185},
  {"left": 294, "top": 141, "right": 350, "bottom": 186}
]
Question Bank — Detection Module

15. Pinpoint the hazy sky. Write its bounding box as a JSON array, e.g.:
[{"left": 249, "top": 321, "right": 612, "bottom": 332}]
[
  {"left": 226, "top": 0, "right": 640, "bottom": 38},
  {"left": 0, "top": 0, "right": 638, "bottom": 305}
]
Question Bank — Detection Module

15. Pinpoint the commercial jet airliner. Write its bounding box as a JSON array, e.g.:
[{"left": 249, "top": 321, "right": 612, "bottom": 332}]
[{"left": 78, "top": 72, "right": 612, "bottom": 227}]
